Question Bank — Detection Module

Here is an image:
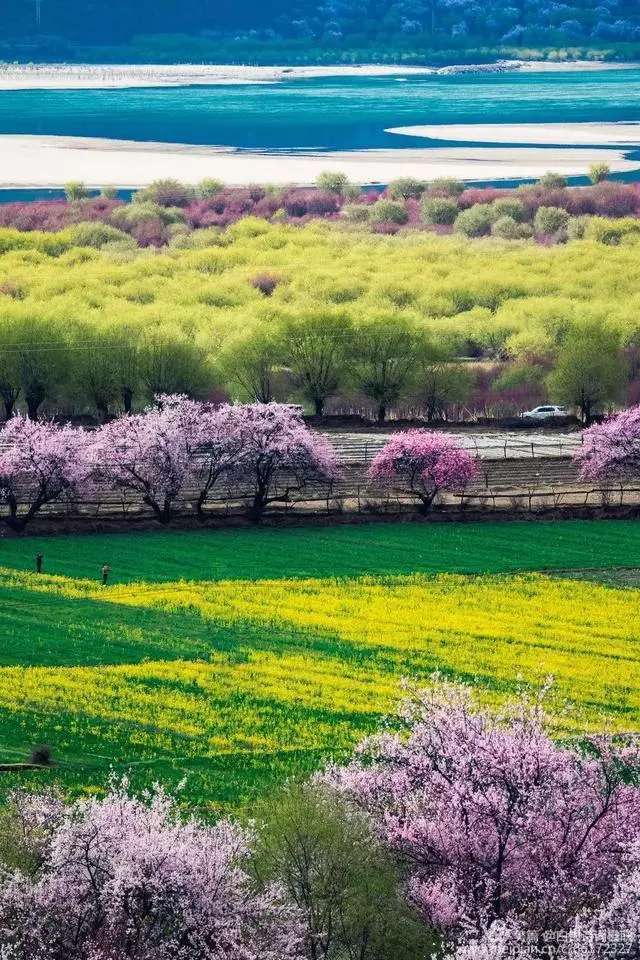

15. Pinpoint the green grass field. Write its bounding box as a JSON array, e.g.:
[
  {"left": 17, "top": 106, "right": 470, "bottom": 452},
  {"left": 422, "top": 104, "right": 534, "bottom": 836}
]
[
  {"left": 3, "top": 519, "right": 640, "bottom": 583},
  {"left": 1, "top": 518, "right": 639, "bottom": 811}
]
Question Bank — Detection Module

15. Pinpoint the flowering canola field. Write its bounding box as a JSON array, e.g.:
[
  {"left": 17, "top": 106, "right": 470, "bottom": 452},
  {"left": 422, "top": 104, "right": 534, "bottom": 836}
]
[{"left": 0, "top": 524, "right": 639, "bottom": 809}]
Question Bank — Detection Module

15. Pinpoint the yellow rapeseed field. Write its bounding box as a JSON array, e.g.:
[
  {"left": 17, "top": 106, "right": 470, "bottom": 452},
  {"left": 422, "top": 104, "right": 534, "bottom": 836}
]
[{"left": 0, "top": 562, "right": 638, "bottom": 804}]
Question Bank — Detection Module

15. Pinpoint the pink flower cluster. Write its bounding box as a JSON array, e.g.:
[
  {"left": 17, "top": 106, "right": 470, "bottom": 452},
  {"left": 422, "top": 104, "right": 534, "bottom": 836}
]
[
  {"left": 0, "top": 197, "right": 122, "bottom": 232},
  {"left": 575, "top": 403, "right": 640, "bottom": 482},
  {"left": 0, "top": 416, "right": 91, "bottom": 531},
  {"left": 369, "top": 429, "right": 478, "bottom": 510},
  {"left": 0, "top": 780, "right": 304, "bottom": 960},
  {"left": 322, "top": 681, "right": 640, "bottom": 938},
  {"left": 0, "top": 399, "right": 339, "bottom": 529}
]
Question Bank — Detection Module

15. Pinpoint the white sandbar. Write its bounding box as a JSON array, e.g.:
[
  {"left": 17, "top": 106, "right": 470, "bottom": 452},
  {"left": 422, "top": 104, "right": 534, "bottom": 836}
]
[
  {"left": 387, "top": 122, "right": 640, "bottom": 147},
  {"left": 0, "top": 134, "right": 637, "bottom": 187},
  {"left": 0, "top": 63, "right": 440, "bottom": 90},
  {"left": 0, "top": 60, "right": 635, "bottom": 90}
]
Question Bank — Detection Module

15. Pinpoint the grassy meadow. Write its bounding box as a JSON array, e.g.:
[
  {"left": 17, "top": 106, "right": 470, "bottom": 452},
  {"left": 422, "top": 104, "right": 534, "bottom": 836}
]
[{"left": 1, "top": 519, "right": 640, "bottom": 810}]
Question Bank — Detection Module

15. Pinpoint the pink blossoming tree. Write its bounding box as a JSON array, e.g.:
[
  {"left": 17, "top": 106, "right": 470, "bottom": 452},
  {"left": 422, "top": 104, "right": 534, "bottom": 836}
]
[
  {"left": 568, "top": 837, "right": 640, "bottom": 958},
  {"left": 0, "top": 781, "right": 304, "bottom": 960},
  {"left": 229, "top": 403, "right": 340, "bottom": 519},
  {"left": 322, "top": 681, "right": 640, "bottom": 939},
  {"left": 193, "top": 401, "right": 247, "bottom": 515},
  {"left": 0, "top": 416, "right": 90, "bottom": 531},
  {"left": 89, "top": 394, "right": 202, "bottom": 523},
  {"left": 368, "top": 430, "right": 478, "bottom": 511},
  {"left": 90, "top": 394, "right": 245, "bottom": 524},
  {"left": 575, "top": 404, "right": 640, "bottom": 483}
]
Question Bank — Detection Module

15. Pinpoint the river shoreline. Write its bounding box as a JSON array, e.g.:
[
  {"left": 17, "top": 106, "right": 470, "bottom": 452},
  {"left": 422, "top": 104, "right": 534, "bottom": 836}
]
[
  {"left": 0, "top": 133, "right": 637, "bottom": 188},
  {"left": 0, "top": 59, "right": 637, "bottom": 90}
]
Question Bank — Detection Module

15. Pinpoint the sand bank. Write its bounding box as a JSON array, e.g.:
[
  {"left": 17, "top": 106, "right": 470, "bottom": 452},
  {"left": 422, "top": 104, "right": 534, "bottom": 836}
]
[
  {"left": 0, "top": 63, "right": 437, "bottom": 90},
  {"left": 504, "top": 59, "right": 638, "bottom": 72},
  {"left": 0, "top": 134, "right": 637, "bottom": 187},
  {"left": 0, "top": 60, "right": 635, "bottom": 90},
  {"left": 387, "top": 121, "right": 640, "bottom": 147}
]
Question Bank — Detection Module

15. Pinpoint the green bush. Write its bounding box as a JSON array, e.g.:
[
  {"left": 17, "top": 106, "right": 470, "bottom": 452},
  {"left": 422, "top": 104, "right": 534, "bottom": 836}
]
[
  {"left": 342, "top": 203, "right": 371, "bottom": 222},
  {"left": 428, "top": 177, "right": 466, "bottom": 197},
  {"left": 491, "top": 216, "right": 533, "bottom": 240},
  {"left": 100, "top": 239, "right": 142, "bottom": 261},
  {"left": 369, "top": 199, "right": 409, "bottom": 225},
  {"left": 196, "top": 178, "right": 224, "bottom": 199},
  {"left": 68, "top": 222, "right": 135, "bottom": 249},
  {"left": 161, "top": 207, "right": 188, "bottom": 225},
  {"left": 387, "top": 177, "right": 427, "bottom": 200},
  {"left": 316, "top": 171, "right": 350, "bottom": 195},
  {"left": 538, "top": 172, "right": 568, "bottom": 189},
  {"left": 133, "top": 179, "right": 195, "bottom": 207},
  {"left": 342, "top": 183, "right": 362, "bottom": 201},
  {"left": 584, "top": 216, "right": 640, "bottom": 245},
  {"left": 64, "top": 181, "right": 91, "bottom": 202},
  {"left": 454, "top": 204, "right": 495, "bottom": 237},
  {"left": 253, "top": 784, "right": 436, "bottom": 960},
  {"left": 533, "top": 206, "right": 570, "bottom": 235},
  {"left": 491, "top": 197, "right": 526, "bottom": 222},
  {"left": 0, "top": 228, "right": 77, "bottom": 257},
  {"left": 567, "top": 215, "right": 592, "bottom": 240},
  {"left": 422, "top": 196, "right": 459, "bottom": 226},
  {"left": 111, "top": 202, "right": 182, "bottom": 229},
  {"left": 589, "top": 162, "right": 611, "bottom": 185}
]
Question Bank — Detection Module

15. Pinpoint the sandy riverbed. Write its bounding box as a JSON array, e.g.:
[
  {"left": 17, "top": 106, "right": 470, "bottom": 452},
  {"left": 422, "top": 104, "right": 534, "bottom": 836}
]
[
  {"left": 0, "top": 134, "right": 637, "bottom": 187},
  {"left": 0, "top": 60, "right": 635, "bottom": 90},
  {"left": 0, "top": 63, "right": 447, "bottom": 90},
  {"left": 387, "top": 121, "right": 640, "bottom": 147}
]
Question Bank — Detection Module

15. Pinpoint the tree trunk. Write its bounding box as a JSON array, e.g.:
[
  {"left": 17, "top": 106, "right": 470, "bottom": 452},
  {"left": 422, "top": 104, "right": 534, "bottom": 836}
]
[
  {"left": 26, "top": 393, "right": 41, "bottom": 421},
  {"left": 159, "top": 500, "right": 172, "bottom": 525},
  {"left": 314, "top": 397, "right": 324, "bottom": 417},
  {"left": 123, "top": 386, "right": 133, "bottom": 415},
  {"left": 2, "top": 395, "right": 15, "bottom": 420},
  {"left": 145, "top": 497, "right": 172, "bottom": 525},
  {"left": 377, "top": 402, "right": 387, "bottom": 423},
  {"left": 250, "top": 480, "right": 268, "bottom": 522},
  {"left": 419, "top": 493, "right": 436, "bottom": 514},
  {"left": 4, "top": 494, "right": 26, "bottom": 532}
]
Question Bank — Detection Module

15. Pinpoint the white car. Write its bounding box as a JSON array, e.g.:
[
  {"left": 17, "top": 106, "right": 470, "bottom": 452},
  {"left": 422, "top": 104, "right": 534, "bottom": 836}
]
[{"left": 520, "top": 405, "right": 568, "bottom": 421}]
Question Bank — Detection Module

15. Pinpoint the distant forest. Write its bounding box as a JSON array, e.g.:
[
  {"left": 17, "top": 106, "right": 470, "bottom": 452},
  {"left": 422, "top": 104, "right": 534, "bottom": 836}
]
[{"left": 2, "top": 0, "right": 640, "bottom": 62}]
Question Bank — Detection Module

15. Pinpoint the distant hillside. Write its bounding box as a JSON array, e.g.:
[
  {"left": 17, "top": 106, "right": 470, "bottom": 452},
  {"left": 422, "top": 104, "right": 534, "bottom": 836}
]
[{"left": 2, "top": 0, "right": 640, "bottom": 62}]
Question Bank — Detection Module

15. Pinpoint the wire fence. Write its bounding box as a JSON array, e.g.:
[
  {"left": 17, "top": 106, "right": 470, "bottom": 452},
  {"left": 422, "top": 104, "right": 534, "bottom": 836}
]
[
  {"left": 322, "top": 433, "right": 582, "bottom": 465},
  {"left": 3, "top": 473, "right": 639, "bottom": 527}
]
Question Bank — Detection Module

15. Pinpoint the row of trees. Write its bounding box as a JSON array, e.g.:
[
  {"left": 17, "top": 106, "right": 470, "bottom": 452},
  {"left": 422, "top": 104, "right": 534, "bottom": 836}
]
[
  {"left": 2, "top": 0, "right": 639, "bottom": 54},
  {"left": 0, "top": 400, "right": 339, "bottom": 530},
  {"left": 0, "top": 309, "right": 628, "bottom": 425},
  {"left": 1, "top": 681, "right": 639, "bottom": 959},
  {"left": 0, "top": 397, "right": 485, "bottom": 530},
  {"left": 0, "top": 310, "right": 476, "bottom": 423},
  {"left": 6, "top": 393, "right": 640, "bottom": 533}
]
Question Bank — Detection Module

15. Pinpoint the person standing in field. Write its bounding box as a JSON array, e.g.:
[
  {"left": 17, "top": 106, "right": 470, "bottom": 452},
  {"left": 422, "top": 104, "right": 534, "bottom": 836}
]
[
  {"left": 35, "top": 552, "right": 43, "bottom": 574},
  {"left": 101, "top": 564, "right": 110, "bottom": 586}
]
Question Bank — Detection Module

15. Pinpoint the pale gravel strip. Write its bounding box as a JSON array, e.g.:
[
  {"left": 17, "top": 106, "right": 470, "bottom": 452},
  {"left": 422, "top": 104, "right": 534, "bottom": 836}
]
[
  {"left": 0, "top": 134, "right": 637, "bottom": 187},
  {"left": 386, "top": 121, "right": 640, "bottom": 146},
  {"left": 0, "top": 63, "right": 440, "bottom": 90},
  {"left": 0, "top": 60, "right": 636, "bottom": 91}
]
